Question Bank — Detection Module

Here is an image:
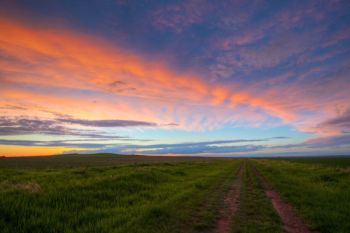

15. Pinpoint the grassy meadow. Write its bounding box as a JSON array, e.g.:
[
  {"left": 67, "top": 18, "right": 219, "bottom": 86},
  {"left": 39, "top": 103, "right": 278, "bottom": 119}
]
[
  {"left": 0, "top": 155, "right": 350, "bottom": 233},
  {"left": 0, "top": 155, "right": 240, "bottom": 233},
  {"left": 253, "top": 157, "right": 350, "bottom": 233}
]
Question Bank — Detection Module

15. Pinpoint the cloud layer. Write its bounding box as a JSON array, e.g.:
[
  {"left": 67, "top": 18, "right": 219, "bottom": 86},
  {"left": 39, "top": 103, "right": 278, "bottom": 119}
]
[{"left": 1, "top": 0, "right": 350, "bottom": 156}]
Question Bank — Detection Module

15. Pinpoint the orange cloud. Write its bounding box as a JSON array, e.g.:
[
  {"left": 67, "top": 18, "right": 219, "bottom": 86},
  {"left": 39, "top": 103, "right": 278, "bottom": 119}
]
[{"left": 1, "top": 16, "right": 346, "bottom": 133}]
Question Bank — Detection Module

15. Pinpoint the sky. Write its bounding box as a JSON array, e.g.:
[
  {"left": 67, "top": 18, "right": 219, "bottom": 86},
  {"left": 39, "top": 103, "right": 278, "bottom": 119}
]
[{"left": 0, "top": 0, "right": 350, "bottom": 157}]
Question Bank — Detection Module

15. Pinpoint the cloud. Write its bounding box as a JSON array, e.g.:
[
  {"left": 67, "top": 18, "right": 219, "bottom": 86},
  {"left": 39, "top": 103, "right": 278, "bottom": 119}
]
[
  {"left": 141, "top": 145, "right": 264, "bottom": 154},
  {"left": 272, "top": 133, "right": 350, "bottom": 150},
  {"left": 0, "top": 136, "right": 291, "bottom": 155},
  {"left": 0, "top": 139, "right": 108, "bottom": 148},
  {"left": 305, "top": 134, "right": 350, "bottom": 148},
  {"left": 128, "top": 139, "right": 268, "bottom": 148},
  {"left": 81, "top": 137, "right": 288, "bottom": 155},
  {"left": 151, "top": 0, "right": 208, "bottom": 33},
  {"left": 0, "top": 15, "right": 298, "bottom": 131},
  {"left": 58, "top": 117, "right": 158, "bottom": 127},
  {"left": 0, "top": 116, "right": 134, "bottom": 138},
  {"left": 1, "top": 1, "right": 350, "bottom": 157},
  {"left": 0, "top": 138, "right": 266, "bottom": 154},
  {"left": 318, "top": 109, "right": 350, "bottom": 133},
  {"left": 1, "top": 11, "right": 350, "bottom": 141},
  {"left": 0, "top": 117, "right": 70, "bottom": 136}
]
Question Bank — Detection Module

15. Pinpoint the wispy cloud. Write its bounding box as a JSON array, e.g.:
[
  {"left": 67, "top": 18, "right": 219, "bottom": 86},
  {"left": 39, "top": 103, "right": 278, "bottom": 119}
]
[
  {"left": 151, "top": 0, "right": 208, "bottom": 33},
  {"left": 0, "top": 117, "right": 74, "bottom": 136},
  {"left": 317, "top": 109, "right": 350, "bottom": 134},
  {"left": 58, "top": 117, "right": 158, "bottom": 127},
  {"left": 65, "top": 137, "right": 288, "bottom": 155},
  {"left": 1, "top": 1, "right": 350, "bottom": 156},
  {"left": 0, "top": 139, "right": 109, "bottom": 148},
  {"left": 0, "top": 116, "right": 158, "bottom": 138},
  {"left": 0, "top": 16, "right": 298, "bottom": 130},
  {"left": 305, "top": 134, "right": 350, "bottom": 148}
]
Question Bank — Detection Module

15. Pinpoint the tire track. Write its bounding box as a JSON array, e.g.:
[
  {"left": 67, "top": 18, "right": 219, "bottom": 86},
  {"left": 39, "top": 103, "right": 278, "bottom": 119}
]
[
  {"left": 212, "top": 163, "right": 243, "bottom": 233},
  {"left": 252, "top": 163, "right": 310, "bottom": 233}
]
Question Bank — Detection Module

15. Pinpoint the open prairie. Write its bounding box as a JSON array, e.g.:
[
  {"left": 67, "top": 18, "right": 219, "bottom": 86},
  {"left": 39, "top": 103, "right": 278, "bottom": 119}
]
[{"left": 1, "top": 155, "right": 349, "bottom": 233}]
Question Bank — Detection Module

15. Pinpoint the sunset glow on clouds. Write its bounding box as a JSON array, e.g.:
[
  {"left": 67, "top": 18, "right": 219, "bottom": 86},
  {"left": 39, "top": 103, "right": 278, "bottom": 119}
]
[{"left": 1, "top": 0, "right": 350, "bottom": 156}]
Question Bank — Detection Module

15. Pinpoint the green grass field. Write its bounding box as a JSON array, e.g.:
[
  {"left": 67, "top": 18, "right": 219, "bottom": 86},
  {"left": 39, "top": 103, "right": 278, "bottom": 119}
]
[
  {"left": 253, "top": 157, "right": 350, "bottom": 233},
  {"left": 1, "top": 155, "right": 350, "bottom": 233},
  {"left": 0, "top": 155, "right": 240, "bottom": 233},
  {"left": 281, "top": 156, "right": 350, "bottom": 167}
]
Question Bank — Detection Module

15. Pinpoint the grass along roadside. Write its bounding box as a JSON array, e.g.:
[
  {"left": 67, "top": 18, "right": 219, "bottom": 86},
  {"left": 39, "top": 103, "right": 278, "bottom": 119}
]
[
  {"left": 0, "top": 154, "right": 221, "bottom": 169},
  {"left": 230, "top": 160, "right": 284, "bottom": 233},
  {"left": 280, "top": 156, "right": 350, "bottom": 168},
  {"left": 0, "top": 160, "right": 240, "bottom": 233},
  {"left": 253, "top": 159, "right": 350, "bottom": 233}
]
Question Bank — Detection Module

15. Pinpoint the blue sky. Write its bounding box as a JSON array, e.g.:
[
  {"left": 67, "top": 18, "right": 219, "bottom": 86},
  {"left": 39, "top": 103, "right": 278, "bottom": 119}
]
[{"left": 0, "top": 0, "right": 350, "bottom": 156}]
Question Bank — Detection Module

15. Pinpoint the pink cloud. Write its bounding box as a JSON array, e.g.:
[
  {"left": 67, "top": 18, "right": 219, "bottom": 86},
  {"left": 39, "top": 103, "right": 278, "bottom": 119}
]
[{"left": 1, "top": 16, "right": 350, "bottom": 136}]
